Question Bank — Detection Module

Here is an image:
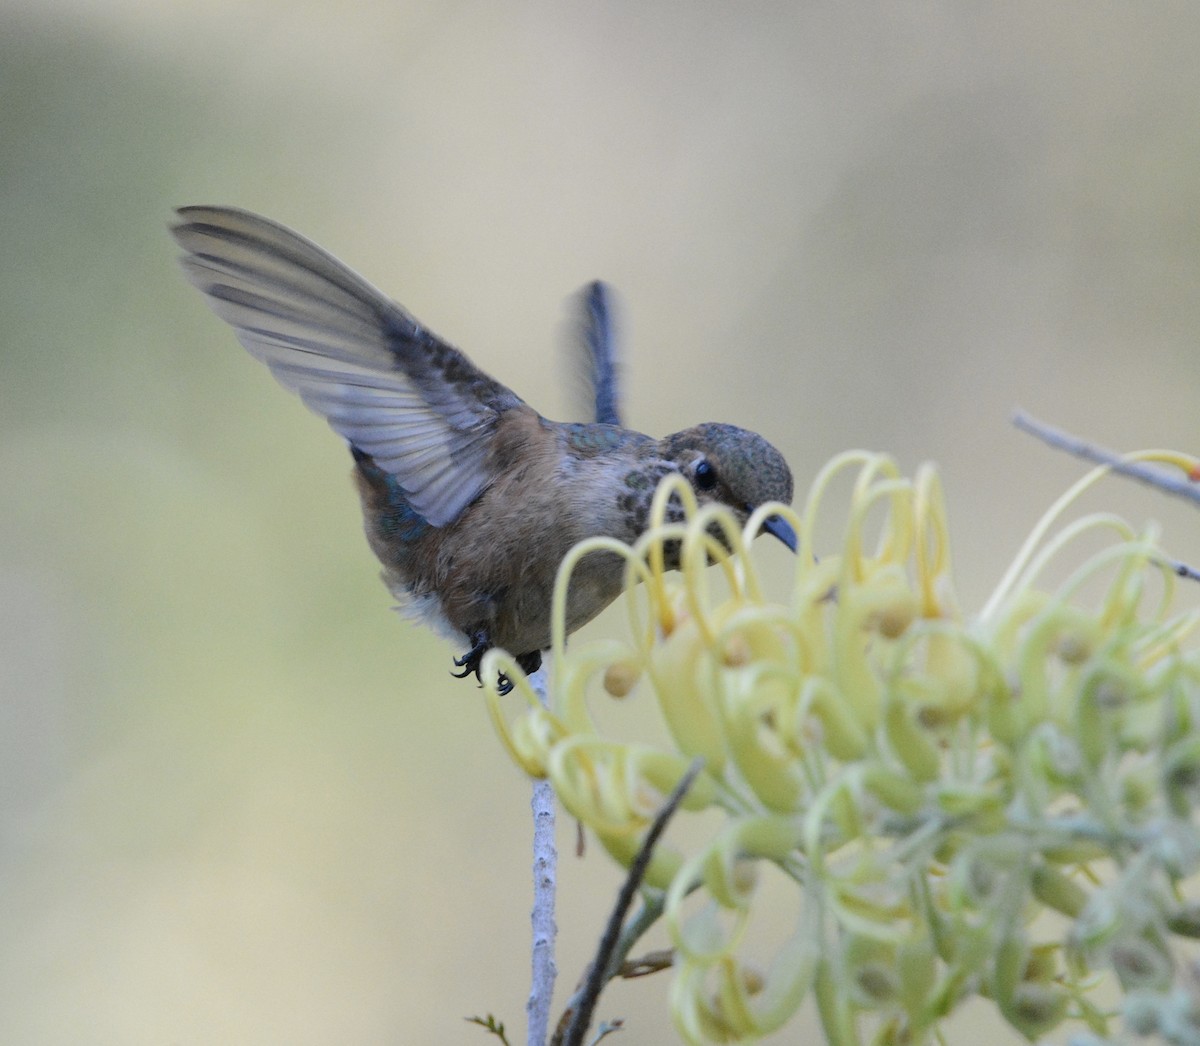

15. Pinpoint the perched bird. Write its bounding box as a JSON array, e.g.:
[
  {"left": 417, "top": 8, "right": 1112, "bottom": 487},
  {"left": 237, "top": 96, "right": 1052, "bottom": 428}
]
[{"left": 171, "top": 207, "right": 797, "bottom": 691}]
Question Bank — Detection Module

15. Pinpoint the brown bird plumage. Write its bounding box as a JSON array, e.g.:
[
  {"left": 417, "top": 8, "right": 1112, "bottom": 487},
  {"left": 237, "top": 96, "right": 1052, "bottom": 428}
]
[{"left": 172, "top": 206, "right": 796, "bottom": 691}]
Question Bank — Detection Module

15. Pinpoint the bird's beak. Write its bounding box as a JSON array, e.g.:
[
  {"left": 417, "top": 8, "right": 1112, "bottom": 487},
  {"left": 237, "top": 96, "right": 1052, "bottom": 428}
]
[{"left": 760, "top": 512, "right": 798, "bottom": 553}]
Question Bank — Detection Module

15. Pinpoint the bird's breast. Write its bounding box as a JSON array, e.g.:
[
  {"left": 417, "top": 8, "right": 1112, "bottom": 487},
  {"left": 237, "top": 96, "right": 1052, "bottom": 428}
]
[{"left": 352, "top": 425, "right": 669, "bottom": 655}]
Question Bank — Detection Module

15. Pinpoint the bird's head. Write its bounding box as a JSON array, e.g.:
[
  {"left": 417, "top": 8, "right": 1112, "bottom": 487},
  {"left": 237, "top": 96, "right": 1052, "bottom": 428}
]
[{"left": 661, "top": 422, "right": 797, "bottom": 552}]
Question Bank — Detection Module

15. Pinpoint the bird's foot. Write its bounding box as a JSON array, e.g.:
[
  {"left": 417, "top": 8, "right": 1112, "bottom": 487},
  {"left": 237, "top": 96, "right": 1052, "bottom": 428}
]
[
  {"left": 451, "top": 633, "right": 489, "bottom": 683},
  {"left": 451, "top": 636, "right": 544, "bottom": 696},
  {"left": 494, "top": 650, "right": 543, "bottom": 696},
  {"left": 516, "top": 650, "right": 543, "bottom": 676}
]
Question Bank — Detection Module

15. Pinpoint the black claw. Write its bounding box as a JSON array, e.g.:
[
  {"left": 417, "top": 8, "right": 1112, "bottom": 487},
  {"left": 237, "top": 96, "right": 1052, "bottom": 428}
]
[
  {"left": 451, "top": 635, "right": 544, "bottom": 694},
  {"left": 451, "top": 633, "right": 489, "bottom": 683},
  {"left": 450, "top": 660, "right": 481, "bottom": 681},
  {"left": 452, "top": 635, "right": 486, "bottom": 669}
]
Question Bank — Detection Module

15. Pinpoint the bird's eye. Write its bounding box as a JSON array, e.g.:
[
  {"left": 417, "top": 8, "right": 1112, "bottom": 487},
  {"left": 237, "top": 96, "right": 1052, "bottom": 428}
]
[{"left": 694, "top": 459, "right": 718, "bottom": 491}]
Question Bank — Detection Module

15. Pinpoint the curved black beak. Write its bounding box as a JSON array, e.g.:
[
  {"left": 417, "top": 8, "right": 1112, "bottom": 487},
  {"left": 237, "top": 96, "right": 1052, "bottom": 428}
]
[{"left": 760, "top": 512, "right": 798, "bottom": 553}]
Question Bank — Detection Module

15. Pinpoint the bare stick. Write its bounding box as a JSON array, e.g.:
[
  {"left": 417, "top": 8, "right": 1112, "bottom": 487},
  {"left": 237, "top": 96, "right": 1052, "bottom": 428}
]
[
  {"left": 526, "top": 666, "right": 558, "bottom": 1046},
  {"left": 618, "top": 949, "right": 675, "bottom": 978},
  {"left": 1012, "top": 409, "right": 1200, "bottom": 507},
  {"left": 1012, "top": 409, "right": 1200, "bottom": 581},
  {"left": 557, "top": 758, "right": 705, "bottom": 1046}
]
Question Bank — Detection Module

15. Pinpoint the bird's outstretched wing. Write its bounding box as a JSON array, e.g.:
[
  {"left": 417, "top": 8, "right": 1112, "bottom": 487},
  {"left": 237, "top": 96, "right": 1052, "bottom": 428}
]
[{"left": 172, "top": 206, "right": 525, "bottom": 527}]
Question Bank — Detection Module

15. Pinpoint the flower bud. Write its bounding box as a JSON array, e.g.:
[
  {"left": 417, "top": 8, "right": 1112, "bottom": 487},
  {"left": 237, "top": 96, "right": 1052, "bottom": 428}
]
[
  {"left": 862, "top": 765, "right": 924, "bottom": 815},
  {"left": 603, "top": 659, "right": 641, "bottom": 697},
  {"left": 1031, "top": 864, "right": 1089, "bottom": 919},
  {"left": 1163, "top": 736, "right": 1200, "bottom": 819},
  {"left": 1007, "top": 982, "right": 1069, "bottom": 1038},
  {"left": 884, "top": 695, "right": 941, "bottom": 783},
  {"left": 648, "top": 616, "right": 727, "bottom": 775}
]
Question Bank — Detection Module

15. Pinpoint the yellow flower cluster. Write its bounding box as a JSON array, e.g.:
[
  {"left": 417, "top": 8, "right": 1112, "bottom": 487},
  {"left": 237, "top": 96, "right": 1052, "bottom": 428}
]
[{"left": 486, "top": 452, "right": 1200, "bottom": 1045}]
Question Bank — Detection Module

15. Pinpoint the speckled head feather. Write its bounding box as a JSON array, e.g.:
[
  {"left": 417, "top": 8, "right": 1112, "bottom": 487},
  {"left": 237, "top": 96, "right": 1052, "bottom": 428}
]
[{"left": 662, "top": 422, "right": 794, "bottom": 511}]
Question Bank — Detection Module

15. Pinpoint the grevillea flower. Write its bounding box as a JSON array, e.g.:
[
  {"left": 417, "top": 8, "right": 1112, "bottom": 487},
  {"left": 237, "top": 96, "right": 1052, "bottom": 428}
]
[{"left": 485, "top": 451, "right": 1200, "bottom": 1045}]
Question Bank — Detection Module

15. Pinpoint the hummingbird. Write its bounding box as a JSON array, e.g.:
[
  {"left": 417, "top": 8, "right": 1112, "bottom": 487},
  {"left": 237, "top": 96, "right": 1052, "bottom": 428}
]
[{"left": 171, "top": 206, "right": 797, "bottom": 692}]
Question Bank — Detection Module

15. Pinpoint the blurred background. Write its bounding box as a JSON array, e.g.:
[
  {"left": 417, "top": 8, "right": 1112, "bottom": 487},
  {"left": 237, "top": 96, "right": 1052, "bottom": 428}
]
[{"left": 3, "top": 2, "right": 1199, "bottom": 1042}]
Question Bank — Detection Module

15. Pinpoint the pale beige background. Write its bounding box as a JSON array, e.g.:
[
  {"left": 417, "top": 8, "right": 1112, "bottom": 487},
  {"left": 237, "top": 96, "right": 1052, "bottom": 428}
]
[{"left": 3, "top": 3, "right": 1199, "bottom": 1042}]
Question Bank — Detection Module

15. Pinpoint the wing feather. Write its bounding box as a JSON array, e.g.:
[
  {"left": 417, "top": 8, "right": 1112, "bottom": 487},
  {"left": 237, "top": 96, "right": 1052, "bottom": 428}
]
[{"left": 172, "top": 206, "right": 526, "bottom": 527}]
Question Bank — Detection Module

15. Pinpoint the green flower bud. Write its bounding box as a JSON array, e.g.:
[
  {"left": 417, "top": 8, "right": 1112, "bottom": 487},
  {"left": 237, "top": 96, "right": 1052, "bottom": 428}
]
[
  {"left": 1166, "top": 902, "right": 1200, "bottom": 939},
  {"left": 862, "top": 765, "right": 924, "bottom": 815},
  {"left": 1163, "top": 736, "right": 1200, "bottom": 819},
  {"left": 884, "top": 695, "right": 941, "bottom": 783},
  {"left": 844, "top": 935, "right": 900, "bottom": 1006},
  {"left": 1031, "top": 864, "right": 1089, "bottom": 919},
  {"left": 896, "top": 935, "right": 938, "bottom": 1018},
  {"left": 1006, "top": 982, "right": 1069, "bottom": 1038},
  {"left": 648, "top": 615, "right": 728, "bottom": 775}
]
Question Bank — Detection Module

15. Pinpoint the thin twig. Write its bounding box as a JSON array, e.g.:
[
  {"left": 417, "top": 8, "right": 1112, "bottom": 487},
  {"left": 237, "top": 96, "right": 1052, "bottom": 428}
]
[
  {"left": 1012, "top": 409, "right": 1200, "bottom": 507},
  {"left": 1012, "top": 409, "right": 1200, "bottom": 581},
  {"left": 557, "top": 758, "right": 705, "bottom": 1046},
  {"left": 606, "top": 896, "right": 666, "bottom": 982},
  {"left": 618, "top": 949, "right": 675, "bottom": 979},
  {"left": 526, "top": 667, "right": 558, "bottom": 1046},
  {"left": 550, "top": 894, "right": 672, "bottom": 1043}
]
